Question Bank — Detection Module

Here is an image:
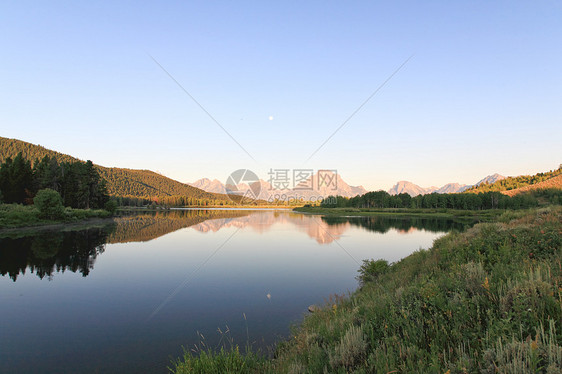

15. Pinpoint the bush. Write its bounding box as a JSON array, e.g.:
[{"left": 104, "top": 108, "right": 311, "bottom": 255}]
[
  {"left": 329, "top": 324, "right": 368, "bottom": 369},
  {"left": 0, "top": 203, "right": 39, "bottom": 226},
  {"left": 33, "top": 188, "right": 64, "bottom": 220},
  {"left": 104, "top": 199, "right": 118, "bottom": 214},
  {"left": 357, "top": 259, "right": 389, "bottom": 286}
]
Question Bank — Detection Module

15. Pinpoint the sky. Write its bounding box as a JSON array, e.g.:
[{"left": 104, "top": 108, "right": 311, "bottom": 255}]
[{"left": 1, "top": 0, "right": 561, "bottom": 191}]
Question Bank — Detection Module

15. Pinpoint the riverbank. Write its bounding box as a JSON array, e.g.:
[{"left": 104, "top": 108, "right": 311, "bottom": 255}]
[
  {"left": 119, "top": 205, "right": 297, "bottom": 211},
  {"left": 171, "top": 207, "right": 562, "bottom": 373},
  {"left": 0, "top": 203, "right": 113, "bottom": 232},
  {"left": 294, "top": 206, "right": 504, "bottom": 220}
]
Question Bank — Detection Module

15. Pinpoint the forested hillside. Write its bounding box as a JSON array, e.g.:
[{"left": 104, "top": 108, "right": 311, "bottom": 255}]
[
  {"left": 466, "top": 165, "right": 562, "bottom": 193},
  {"left": 0, "top": 137, "right": 228, "bottom": 203},
  {"left": 501, "top": 174, "right": 562, "bottom": 197}
]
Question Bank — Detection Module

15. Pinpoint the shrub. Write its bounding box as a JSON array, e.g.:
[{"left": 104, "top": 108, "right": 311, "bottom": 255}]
[
  {"left": 357, "top": 259, "right": 389, "bottom": 286},
  {"left": 33, "top": 188, "right": 64, "bottom": 220},
  {"left": 329, "top": 324, "right": 368, "bottom": 369},
  {"left": 104, "top": 199, "right": 118, "bottom": 214}
]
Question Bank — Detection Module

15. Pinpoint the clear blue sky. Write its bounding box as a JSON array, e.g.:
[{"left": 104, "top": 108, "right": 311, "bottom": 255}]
[{"left": 1, "top": 1, "right": 561, "bottom": 191}]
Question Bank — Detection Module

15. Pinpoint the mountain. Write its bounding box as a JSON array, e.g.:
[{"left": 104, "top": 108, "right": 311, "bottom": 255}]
[
  {"left": 388, "top": 174, "right": 506, "bottom": 197},
  {"left": 474, "top": 173, "right": 505, "bottom": 186},
  {"left": 189, "top": 178, "right": 227, "bottom": 194},
  {"left": 0, "top": 137, "right": 227, "bottom": 201},
  {"left": 191, "top": 171, "right": 367, "bottom": 201},
  {"left": 387, "top": 181, "right": 436, "bottom": 197},
  {"left": 435, "top": 183, "right": 471, "bottom": 194}
]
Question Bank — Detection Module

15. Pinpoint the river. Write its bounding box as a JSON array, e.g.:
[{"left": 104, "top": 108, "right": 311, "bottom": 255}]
[{"left": 0, "top": 209, "right": 472, "bottom": 373}]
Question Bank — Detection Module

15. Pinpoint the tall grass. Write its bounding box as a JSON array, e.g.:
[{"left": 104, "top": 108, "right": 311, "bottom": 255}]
[
  {"left": 170, "top": 329, "right": 267, "bottom": 374},
  {"left": 171, "top": 207, "right": 562, "bottom": 373}
]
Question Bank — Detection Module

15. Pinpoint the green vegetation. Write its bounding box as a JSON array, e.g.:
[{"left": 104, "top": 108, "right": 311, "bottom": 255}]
[
  {"left": 0, "top": 136, "right": 234, "bottom": 206},
  {"left": 319, "top": 189, "right": 562, "bottom": 211},
  {"left": 0, "top": 152, "right": 109, "bottom": 209},
  {"left": 0, "top": 203, "right": 111, "bottom": 229},
  {"left": 0, "top": 150, "right": 114, "bottom": 228},
  {"left": 467, "top": 165, "right": 562, "bottom": 193},
  {"left": 171, "top": 207, "right": 562, "bottom": 373},
  {"left": 0, "top": 136, "right": 77, "bottom": 165},
  {"left": 33, "top": 188, "right": 65, "bottom": 220},
  {"left": 172, "top": 346, "right": 265, "bottom": 374},
  {"left": 98, "top": 168, "right": 230, "bottom": 205}
]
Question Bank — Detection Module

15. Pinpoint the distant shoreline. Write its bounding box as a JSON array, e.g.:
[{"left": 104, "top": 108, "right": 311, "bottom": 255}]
[
  {"left": 292, "top": 206, "right": 504, "bottom": 220},
  {"left": 120, "top": 205, "right": 297, "bottom": 211}
]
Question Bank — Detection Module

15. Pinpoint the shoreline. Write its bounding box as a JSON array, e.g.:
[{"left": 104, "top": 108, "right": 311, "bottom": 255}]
[
  {"left": 292, "top": 206, "right": 504, "bottom": 220},
  {"left": 0, "top": 217, "right": 116, "bottom": 237},
  {"left": 120, "top": 205, "right": 298, "bottom": 211},
  {"left": 171, "top": 206, "right": 562, "bottom": 372}
]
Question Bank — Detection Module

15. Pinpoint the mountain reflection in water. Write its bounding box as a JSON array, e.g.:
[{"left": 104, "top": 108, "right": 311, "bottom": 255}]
[
  {"left": 0, "top": 209, "right": 475, "bottom": 282},
  {"left": 0, "top": 209, "right": 472, "bottom": 374}
]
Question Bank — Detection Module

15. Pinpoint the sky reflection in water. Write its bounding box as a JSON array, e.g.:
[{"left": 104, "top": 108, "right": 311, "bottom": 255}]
[{"left": 0, "top": 209, "right": 471, "bottom": 374}]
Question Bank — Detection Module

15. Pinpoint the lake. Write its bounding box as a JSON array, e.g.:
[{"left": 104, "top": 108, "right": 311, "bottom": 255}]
[{"left": 0, "top": 209, "right": 472, "bottom": 373}]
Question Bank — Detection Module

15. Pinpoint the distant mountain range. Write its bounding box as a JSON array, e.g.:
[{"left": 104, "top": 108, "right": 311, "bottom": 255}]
[
  {"left": 190, "top": 172, "right": 367, "bottom": 201},
  {"left": 388, "top": 173, "right": 506, "bottom": 196},
  {"left": 3, "top": 136, "right": 556, "bottom": 202}
]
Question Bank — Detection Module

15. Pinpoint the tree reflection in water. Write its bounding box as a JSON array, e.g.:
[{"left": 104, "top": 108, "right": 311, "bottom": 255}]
[
  {"left": 0, "top": 209, "right": 253, "bottom": 282},
  {"left": 0, "top": 226, "right": 112, "bottom": 281},
  {"left": 320, "top": 215, "right": 475, "bottom": 234},
  {"left": 0, "top": 210, "right": 476, "bottom": 282}
]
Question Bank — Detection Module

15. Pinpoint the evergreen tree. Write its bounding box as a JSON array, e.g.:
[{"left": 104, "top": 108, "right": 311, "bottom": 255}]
[{"left": 0, "top": 153, "right": 33, "bottom": 204}]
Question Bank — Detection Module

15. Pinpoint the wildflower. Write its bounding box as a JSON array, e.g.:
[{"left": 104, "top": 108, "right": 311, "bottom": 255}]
[{"left": 482, "top": 277, "right": 490, "bottom": 290}]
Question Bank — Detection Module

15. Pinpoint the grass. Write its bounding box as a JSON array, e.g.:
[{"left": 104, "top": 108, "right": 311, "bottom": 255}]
[
  {"left": 171, "top": 206, "right": 562, "bottom": 373},
  {"left": 0, "top": 203, "right": 112, "bottom": 229}
]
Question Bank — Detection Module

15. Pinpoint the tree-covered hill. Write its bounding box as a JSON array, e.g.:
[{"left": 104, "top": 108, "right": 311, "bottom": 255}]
[
  {"left": 0, "top": 137, "right": 227, "bottom": 201},
  {"left": 466, "top": 165, "right": 562, "bottom": 194},
  {"left": 502, "top": 174, "right": 562, "bottom": 197}
]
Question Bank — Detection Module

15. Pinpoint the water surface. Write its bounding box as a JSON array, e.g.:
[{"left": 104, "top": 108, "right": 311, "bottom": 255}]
[{"left": 0, "top": 209, "right": 471, "bottom": 373}]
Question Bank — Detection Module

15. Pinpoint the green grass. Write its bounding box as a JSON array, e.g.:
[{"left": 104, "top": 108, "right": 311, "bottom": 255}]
[
  {"left": 0, "top": 203, "right": 112, "bottom": 229},
  {"left": 171, "top": 346, "right": 266, "bottom": 374},
  {"left": 171, "top": 207, "right": 562, "bottom": 373}
]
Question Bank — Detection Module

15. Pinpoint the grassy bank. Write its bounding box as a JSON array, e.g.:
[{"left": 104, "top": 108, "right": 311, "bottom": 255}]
[
  {"left": 171, "top": 207, "right": 562, "bottom": 373},
  {"left": 0, "top": 203, "right": 112, "bottom": 229}
]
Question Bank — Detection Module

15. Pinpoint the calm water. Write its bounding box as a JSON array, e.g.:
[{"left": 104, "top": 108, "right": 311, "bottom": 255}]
[{"left": 0, "top": 209, "right": 472, "bottom": 373}]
